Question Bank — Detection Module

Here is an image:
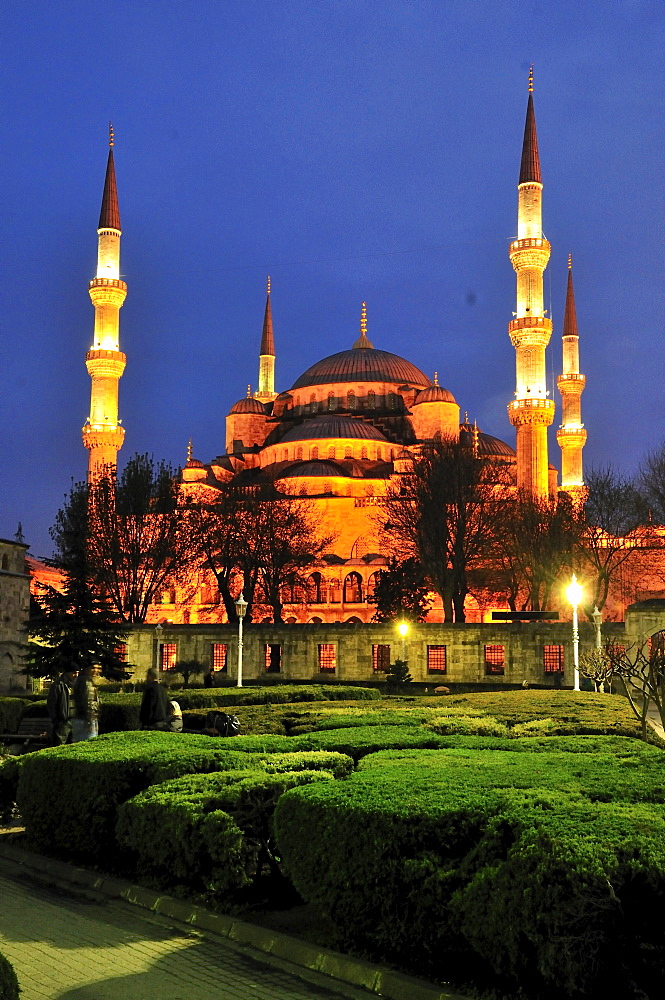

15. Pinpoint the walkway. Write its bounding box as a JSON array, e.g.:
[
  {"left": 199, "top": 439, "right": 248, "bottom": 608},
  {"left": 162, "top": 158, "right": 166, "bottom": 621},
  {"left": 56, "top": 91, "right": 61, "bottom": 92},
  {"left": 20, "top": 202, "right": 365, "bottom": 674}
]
[{"left": 0, "top": 855, "right": 370, "bottom": 1000}]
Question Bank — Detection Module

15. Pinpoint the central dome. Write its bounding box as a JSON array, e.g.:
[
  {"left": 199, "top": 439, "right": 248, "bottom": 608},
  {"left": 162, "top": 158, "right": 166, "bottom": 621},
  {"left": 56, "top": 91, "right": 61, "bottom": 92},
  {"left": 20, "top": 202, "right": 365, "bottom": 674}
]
[{"left": 291, "top": 346, "right": 430, "bottom": 390}]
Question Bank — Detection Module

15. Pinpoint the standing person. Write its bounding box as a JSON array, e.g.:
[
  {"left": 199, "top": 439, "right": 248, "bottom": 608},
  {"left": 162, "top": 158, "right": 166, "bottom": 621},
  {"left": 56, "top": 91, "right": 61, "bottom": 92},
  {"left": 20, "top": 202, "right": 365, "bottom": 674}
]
[
  {"left": 72, "top": 663, "right": 101, "bottom": 741},
  {"left": 203, "top": 666, "right": 215, "bottom": 688},
  {"left": 46, "top": 667, "right": 79, "bottom": 745},
  {"left": 139, "top": 667, "right": 171, "bottom": 730}
]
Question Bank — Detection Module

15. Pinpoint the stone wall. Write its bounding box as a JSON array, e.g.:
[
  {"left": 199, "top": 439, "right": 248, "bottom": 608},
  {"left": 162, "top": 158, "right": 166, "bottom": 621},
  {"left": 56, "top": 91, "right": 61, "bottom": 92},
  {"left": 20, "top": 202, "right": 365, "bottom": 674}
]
[{"left": 0, "top": 537, "right": 30, "bottom": 691}]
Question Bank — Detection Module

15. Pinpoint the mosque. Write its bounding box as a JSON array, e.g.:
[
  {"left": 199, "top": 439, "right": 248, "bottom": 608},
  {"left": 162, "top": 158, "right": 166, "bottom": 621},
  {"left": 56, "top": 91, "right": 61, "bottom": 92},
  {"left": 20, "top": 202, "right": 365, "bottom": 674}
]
[{"left": 80, "top": 77, "right": 591, "bottom": 625}]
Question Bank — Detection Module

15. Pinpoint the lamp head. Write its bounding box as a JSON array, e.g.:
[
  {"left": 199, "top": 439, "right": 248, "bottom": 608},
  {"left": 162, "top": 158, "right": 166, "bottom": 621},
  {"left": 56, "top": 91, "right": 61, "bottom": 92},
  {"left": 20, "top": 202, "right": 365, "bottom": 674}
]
[
  {"left": 397, "top": 621, "right": 409, "bottom": 638},
  {"left": 235, "top": 592, "right": 248, "bottom": 619},
  {"left": 566, "top": 575, "right": 583, "bottom": 608}
]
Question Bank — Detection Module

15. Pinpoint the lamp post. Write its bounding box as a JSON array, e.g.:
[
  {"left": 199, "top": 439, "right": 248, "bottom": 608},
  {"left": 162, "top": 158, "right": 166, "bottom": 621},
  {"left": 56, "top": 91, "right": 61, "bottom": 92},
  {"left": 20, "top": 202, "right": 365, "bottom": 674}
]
[
  {"left": 397, "top": 619, "right": 409, "bottom": 663},
  {"left": 154, "top": 623, "right": 163, "bottom": 675},
  {"left": 235, "top": 592, "right": 248, "bottom": 688},
  {"left": 592, "top": 604, "right": 604, "bottom": 692},
  {"left": 566, "top": 575, "right": 583, "bottom": 692}
]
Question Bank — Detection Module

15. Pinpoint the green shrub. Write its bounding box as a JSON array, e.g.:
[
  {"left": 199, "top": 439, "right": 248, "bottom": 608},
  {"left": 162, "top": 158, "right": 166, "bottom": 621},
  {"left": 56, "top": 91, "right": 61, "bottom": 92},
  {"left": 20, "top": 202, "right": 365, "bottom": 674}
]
[
  {"left": 0, "top": 698, "right": 25, "bottom": 733},
  {"left": 0, "top": 952, "right": 19, "bottom": 1000},
  {"left": 173, "top": 685, "right": 379, "bottom": 708},
  {"left": 0, "top": 759, "right": 20, "bottom": 822},
  {"left": 116, "top": 769, "right": 332, "bottom": 894},
  {"left": 274, "top": 738, "right": 665, "bottom": 999},
  {"left": 290, "top": 725, "right": 452, "bottom": 761},
  {"left": 285, "top": 707, "right": 434, "bottom": 735},
  {"left": 17, "top": 699, "right": 48, "bottom": 719},
  {"left": 258, "top": 751, "right": 354, "bottom": 779},
  {"left": 428, "top": 714, "right": 510, "bottom": 737}
]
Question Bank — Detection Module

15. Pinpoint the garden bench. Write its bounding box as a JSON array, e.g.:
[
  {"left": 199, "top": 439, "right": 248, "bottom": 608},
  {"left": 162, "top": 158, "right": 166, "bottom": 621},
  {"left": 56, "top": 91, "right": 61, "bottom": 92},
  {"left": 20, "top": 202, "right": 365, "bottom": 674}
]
[{"left": 0, "top": 717, "right": 50, "bottom": 754}]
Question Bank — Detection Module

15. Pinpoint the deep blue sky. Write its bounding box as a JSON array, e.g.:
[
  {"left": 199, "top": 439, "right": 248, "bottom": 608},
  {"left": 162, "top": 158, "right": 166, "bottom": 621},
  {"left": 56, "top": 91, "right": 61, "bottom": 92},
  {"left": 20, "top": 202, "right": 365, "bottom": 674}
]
[{"left": 2, "top": 1, "right": 664, "bottom": 557}]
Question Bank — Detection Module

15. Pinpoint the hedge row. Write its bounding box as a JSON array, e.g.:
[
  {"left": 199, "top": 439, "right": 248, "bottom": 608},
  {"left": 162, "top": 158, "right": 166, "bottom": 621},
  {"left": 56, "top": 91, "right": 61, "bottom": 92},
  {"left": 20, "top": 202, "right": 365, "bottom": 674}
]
[
  {"left": 11, "top": 732, "right": 353, "bottom": 862},
  {"left": 0, "top": 699, "right": 24, "bottom": 734},
  {"left": 116, "top": 769, "right": 333, "bottom": 895},
  {"left": 274, "top": 738, "right": 665, "bottom": 1000},
  {"left": 0, "top": 953, "right": 19, "bottom": 1000}
]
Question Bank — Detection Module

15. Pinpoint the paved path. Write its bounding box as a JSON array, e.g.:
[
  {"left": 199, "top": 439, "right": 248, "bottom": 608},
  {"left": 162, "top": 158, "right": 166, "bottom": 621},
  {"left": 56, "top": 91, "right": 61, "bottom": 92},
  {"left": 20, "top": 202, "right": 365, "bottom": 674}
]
[{"left": 0, "top": 857, "right": 370, "bottom": 1000}]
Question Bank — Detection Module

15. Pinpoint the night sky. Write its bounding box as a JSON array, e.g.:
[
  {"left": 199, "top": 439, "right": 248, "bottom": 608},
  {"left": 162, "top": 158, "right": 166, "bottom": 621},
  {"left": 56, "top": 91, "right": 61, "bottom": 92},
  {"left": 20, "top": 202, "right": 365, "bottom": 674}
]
[{"left": 2, "top": 1, "right": 664, "bottom": 557}]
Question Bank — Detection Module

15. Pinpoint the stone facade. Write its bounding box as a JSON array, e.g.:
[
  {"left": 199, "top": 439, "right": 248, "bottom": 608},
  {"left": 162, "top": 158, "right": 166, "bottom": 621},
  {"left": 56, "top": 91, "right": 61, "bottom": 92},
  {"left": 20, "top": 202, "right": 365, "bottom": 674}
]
[{"left": 0, "top": 538, "right": 30, "bottom": 690}]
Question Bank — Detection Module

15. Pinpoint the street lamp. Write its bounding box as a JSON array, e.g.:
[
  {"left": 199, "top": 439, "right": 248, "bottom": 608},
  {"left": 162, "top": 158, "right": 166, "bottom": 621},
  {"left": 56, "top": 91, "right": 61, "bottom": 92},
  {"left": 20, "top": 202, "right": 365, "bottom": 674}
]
[
  {"left": 154, "top": 623, "right": 163, "bottom": 675},
  {"left": 235, "top": 592, "right": 248, "bottom": 688},
  {"left": 566, "top": 575, "right": 583, "bottom": 692},
  {"left": 592, "top": 604, "right": 604, "bottom": 693},
  {"left": 397, "top": 619, "right": 409, "bottom": 662}
]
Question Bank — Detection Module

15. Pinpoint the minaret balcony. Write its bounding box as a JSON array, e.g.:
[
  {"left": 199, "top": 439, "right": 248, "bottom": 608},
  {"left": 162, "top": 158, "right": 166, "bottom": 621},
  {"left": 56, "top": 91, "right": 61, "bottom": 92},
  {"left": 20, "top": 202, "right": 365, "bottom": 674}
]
[
  {"left": 82, "top": 424, "right": 125, "bottom": 451},
  {"left": 557, "top": 425, "right": 587, "bottom": 445},
  {"left": 508, "top": 397, "right": 555, "bottom": 426},
  {"left": 509, "top": 237, "right": 551, "bottom": 271},
  {"left": 556, "top": 373, "right": 586, "bottom": 392},
  {"left": 85, "top": 349, "right": 126, "bottom": 379},
  {"left": 508, "top": 316, "right": 552, "bottom": 347},
  {"left": 89, "top": 277, "right": 127, "bottom": 307}
]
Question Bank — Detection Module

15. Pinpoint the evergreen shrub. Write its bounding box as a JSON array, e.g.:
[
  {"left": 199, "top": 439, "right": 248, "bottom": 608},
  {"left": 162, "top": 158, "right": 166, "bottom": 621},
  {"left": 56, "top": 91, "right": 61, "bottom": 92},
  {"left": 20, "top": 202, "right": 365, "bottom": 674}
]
[
  {"left": 0, "top": 953, "right": 19, "bottom": 1000},
  {"left": 0, "top": 699, "right": 25, "bottom": 733},
  {"left": 116, "top": 769, "right": 332, "bottom": 894},
  {"left": 291, "top": 725, "right": 452, "bottom": 761},
  {"left": 274, "top": 738, "right": 665, "bottom": 999},
  {"left": 0, "top": 758, "right": 20, "bottom": 823}
]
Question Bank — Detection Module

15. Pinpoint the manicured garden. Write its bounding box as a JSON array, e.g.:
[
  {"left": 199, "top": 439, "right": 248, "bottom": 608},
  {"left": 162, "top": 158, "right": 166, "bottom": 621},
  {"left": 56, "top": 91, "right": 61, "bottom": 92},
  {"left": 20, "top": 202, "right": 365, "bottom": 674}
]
[{"left": 1, "top": 687, "right": 664, "bottom": 999}]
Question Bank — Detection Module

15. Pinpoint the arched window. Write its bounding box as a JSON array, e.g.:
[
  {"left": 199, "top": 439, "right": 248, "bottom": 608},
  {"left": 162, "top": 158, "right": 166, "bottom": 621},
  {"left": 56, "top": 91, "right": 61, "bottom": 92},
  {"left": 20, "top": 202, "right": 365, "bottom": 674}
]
[
  {"left": 376, "top": 447, "right": 382, "bottom": 460},
  {"left": 347, "top": 390, "right": 356, "bottom": 410},
  {"left": 345, "top": 445, "right": 352, "bottom": 459},
  {"left": 1, "top": 555, "right": 7, "bottom": 571},
  {"left": 328, "top": 446, "right": 336, "bottom": 460},
  {"left": 328, "top": 392, "right": 336, "bottom": 411},
  {"left": 310, "top": 393, "right": 316, "bottom": 412},
  {"left": 343, "top": 572, "right": 363, "bottom": 603},
  {"left": 367, "top": 390, "right": 375, "bottom": 409},
  {"left": 311, "top": 446, "right": 319, "bottom": 460},
  {"left": 283, "top": 448, "right": 289, "bottom": 461},
  {"left": 296, "top": 446, "right": 303, "bottom": 460},
  {"left": 367, "top": 571, "right": 381, "bottom": 598},
  {"left": 361, "top": 447, "right": 368, "bottom": 460},
  {"left": 306, "top": 572, "right": 325, "bottom": 604}
]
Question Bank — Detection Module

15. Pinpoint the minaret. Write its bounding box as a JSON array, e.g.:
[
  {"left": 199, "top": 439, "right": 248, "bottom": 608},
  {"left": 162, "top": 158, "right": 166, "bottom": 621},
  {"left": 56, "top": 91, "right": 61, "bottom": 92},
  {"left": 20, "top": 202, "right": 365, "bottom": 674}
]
[
  {"left": 556, "top": 256, "right": 586, "bottom": 498},
  {"left": 82, "top": 124, "right": 126, "bottom": 479},
  {"left": 507, "top": 69, "right": 555, "bottom": 497},
  {"left": 255, "top": 276, "right": 277, "bottom": 401}
]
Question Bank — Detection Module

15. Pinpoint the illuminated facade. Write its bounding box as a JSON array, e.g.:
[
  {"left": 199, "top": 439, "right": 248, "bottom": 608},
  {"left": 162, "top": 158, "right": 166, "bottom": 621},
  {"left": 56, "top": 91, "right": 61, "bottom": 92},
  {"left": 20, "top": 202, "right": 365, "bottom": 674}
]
[
  {"left": 557, "top": 257, "right": 587, "bottom": 500},
  {"left": 82, "top": 125, "right": 126, "bottom": 481}
]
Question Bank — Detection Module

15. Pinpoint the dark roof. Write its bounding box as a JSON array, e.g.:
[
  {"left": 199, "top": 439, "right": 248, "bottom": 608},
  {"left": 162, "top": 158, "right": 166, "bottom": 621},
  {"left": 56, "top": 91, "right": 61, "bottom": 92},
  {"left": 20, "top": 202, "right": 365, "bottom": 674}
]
[
  {"left": 291, "top": 347, "right": 429, "bottom": 390},
  {"left": 276, "top": 460, "right": 350, "bottom": 479},
  {"left": 229, "top": 397, "right": 267, "bottom": 415},
  {"left": 260, "top": 291, "right": 275, "bottom": 356},
  {"left": 563, "top": 265, "right": 578, "bottom": 338},
  {"left": 459, "top": 423, "right": 516, "bottom": 457},
  {"left": 99, "top": 148, "right": 121, "bottom": 230},
  {"left": 414, "top": 384, "right": 457, "bottom": 405},
  {"left": 279, "top": 415, "right": 389, "bottom": 443},
  {"left": 519, "top": 92, "right": 542, "bottom": 185}
]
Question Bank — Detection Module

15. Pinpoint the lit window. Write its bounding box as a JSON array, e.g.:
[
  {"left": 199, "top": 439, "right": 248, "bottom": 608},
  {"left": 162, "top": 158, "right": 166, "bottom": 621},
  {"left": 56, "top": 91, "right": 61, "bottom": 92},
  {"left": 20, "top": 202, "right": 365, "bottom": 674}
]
[
  {"left": 484, "top": 645, "right": 505, "bottom": 675},
  {"left": 212, "top": 643, "right": 228, "bottom": 672},
  {"left": 361, "top": 447, "right": 368, "bottom": 460},
  {"left": 328, "top": 446, "right": 336, "bottom": 459},
  {"left": 372, "top": 644, "right": 391, "bottom": 672},
  {"left": 328, "top": 392, "right": 336, "bottom": 411},
  {"left": 376, "top": 447, "right": 382, "bottom": 460},
  {"left": 367, "top": 390, "right": 375, "bottom": 409},
  {"left": 427, "top": 645, "right": 447, "bottom": 673},
  {"left": 318, "top": 644, "right": 336, "bottom": 672},
  {"left": 114, "top": 643, "right": 127, "bottom": 663},
  {"left": 347, "top": 391, "right": 356, "bottom": 410},
  {"left": 543, "top": 645, "right": 564, "bottom": 673},
  {"left": 345, "top": 446, "right": 352, "bottom": 459},
  {"left": 160, "top": 643, "right": 177, "bottom": 671},
  {"left": 311, "top": 447, "right": 318, "bottom": 460},
  {"left": 296, "top": 447, "right": 303, "bottom": 460}
]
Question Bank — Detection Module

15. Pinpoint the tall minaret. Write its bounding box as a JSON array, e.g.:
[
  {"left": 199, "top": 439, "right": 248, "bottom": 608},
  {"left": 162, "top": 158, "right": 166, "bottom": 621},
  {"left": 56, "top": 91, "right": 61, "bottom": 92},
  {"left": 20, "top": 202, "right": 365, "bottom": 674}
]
[
  {"left": 556, "top": 256, "right": 586, "bottom": 498},
  {"left": 507, "top": 69, "right": 555, "bottom": 497},
  {"left": 254, "top": 276, "right": 277, "bottom": 402},
  {"left": 82, "top": 124, "right": 127, "bottom": 480}
]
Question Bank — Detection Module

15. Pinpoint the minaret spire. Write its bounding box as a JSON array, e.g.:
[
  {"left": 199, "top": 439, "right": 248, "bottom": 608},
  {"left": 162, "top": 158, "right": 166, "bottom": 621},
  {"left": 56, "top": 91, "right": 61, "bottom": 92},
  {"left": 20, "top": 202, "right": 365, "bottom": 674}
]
[
  {"left": 352, "top": 301, "right": 374, "bottom": 349},
  {"left": 557, "top": 256, "right": 587, "bottom": 500},
  {"left": 507, "top": 71, "right": 554, "bottom": 497},
  {"left": 255, "top": 277, "right": 277, "bottom": 401},
  {"left": 82, "top": 128, "right": 127, "bottom": 480}
]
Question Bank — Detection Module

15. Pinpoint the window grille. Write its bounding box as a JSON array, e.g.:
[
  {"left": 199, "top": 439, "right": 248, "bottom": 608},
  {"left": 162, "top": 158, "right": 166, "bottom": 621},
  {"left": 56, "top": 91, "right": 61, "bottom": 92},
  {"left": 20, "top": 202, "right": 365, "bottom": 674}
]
[
  {"left": 427, "top": 645, "right": 447, "bottom": 672},
  {"left": 160, "top": 643, "right": 177, "bottom": 671},
  {"left": 318, "top": 644, "right": 336, "bottom": 672},
  {"left": 212, "top": 643, "right": 228, "bottom": 672},
  {"left": 543, "top": 644, "right": 564, "bottom": 673},
  {"left": 372, "top": 644, "right": 391, "bottom": 672},
  {"left": 484, "top": 644, "right": 505, "bottom": 675}
]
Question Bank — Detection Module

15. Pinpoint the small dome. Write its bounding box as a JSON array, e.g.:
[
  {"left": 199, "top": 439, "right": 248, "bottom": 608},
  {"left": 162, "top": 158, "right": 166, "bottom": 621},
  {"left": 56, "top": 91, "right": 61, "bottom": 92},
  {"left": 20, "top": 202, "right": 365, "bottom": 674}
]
[
  {"left": 459, "top": 422, "right": 516, "bottom": 457},
  {"left": 414, "top": 384, "right": 457, "bottom": 405},
  {"left": 291, "top": 348, "right": 429, "bottom": 390},
  {"left": 229, "top": 397, "right": 267, "bottom": 415},
  {"left": 185, "top": 457, "right": 204, "bottom": 469},
  {"left": 279, "top": 415, "right": 388, "bottom": 443},
  {"left": 276, "top": 460, "right": 350, "bottom": 479}
]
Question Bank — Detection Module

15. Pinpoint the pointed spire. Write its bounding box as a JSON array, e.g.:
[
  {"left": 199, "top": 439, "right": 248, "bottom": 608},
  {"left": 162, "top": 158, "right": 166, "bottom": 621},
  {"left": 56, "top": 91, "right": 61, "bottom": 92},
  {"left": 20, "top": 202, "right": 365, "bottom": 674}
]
[
  {"left": 563, "top": 254, "right": 578, "bottom": 337},
  {"left": 187, "top": 438, "right": 193, "bottom": 463},
  {"left": 99, "top": 123, "right": 121, "bottom": 230},
  {"left": 259, "top": 276, "right": 275, "bottom": 356},
  {"left": 352, "top": 301, "right": 374, "bottom": 349},
  {"left": 519, "top": 66, "right": 542, "bottom": 185}
]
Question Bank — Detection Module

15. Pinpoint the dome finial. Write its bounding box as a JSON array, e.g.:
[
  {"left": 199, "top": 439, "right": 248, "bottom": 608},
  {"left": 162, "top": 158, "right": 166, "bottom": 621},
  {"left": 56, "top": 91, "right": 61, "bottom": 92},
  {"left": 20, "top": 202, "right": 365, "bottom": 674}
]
[
  {"left": 246, "top": 384, "right": 251, "bottom": 398},
  {"left": 433, "top": 371, "right": 439, "bottom": 386},
  {"left": 187, "top": 438, "right": 193, "bottom": 463},
  {"left": 360, "top": 301, "right": 367, "bottom": 339},
  {"left": 267, "top": 274, "right": 271, "bottom": 295},
  {"left": 528, "top": 65, "right": 534, "bottom": 93},
  {"left": 568, "top": 252, "right": 573, "bottom": 270},
  {"left": 109, "top": 121, "right": 114, "bottom": 147}
]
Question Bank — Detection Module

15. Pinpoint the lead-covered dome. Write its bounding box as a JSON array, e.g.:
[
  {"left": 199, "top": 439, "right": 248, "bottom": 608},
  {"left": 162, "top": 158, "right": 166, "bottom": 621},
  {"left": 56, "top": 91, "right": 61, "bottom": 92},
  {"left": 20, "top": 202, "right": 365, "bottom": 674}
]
[
  {"left": 459, "top": 422, "right": 516, "bottom": 457},
  {"left": 229, "top": 397, "right": 267, "bottom": 415},
  {"left": 414, "top": 384, "right": 457, "bottom": 404},
  {"left": 279, "top": 415, "right": 388, "bottom": 443},
  {"left": 291, "top": 347, "right": 430, "bottom": 390}
]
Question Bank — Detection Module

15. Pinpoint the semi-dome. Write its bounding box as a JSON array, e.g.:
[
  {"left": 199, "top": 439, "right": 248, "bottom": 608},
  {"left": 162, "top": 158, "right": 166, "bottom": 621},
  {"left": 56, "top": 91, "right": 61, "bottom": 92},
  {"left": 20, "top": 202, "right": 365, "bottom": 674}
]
[
  {"left": 291, "top": 347, "right": 430, "bottom": 390},
  {"left": 275, "top": 460, "right": 350, "bottom": 479},
  {"left": 229, "top": 396, "right": 267, "bottom": 415},
  {"left": 414, "top": 384, "right": 457, "bottom": 405},
  {"left": 279, "top": 415, "right": 388, "bottom": 443},
  {"left": 459, "top": 422, "right": 516, "bottom": 457}
]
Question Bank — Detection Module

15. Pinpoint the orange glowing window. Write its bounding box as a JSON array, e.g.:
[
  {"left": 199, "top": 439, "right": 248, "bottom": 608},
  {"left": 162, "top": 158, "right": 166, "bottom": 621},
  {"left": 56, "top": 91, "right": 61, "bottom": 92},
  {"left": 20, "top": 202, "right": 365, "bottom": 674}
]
[
  {"left": 318, "top": 644, "right": 336, "bottom": 672},
  {"left": 427, "top": 645, "right": 447, "bottom": 673},
  {"left": 372, "top": 644, "right": 391, "bottom": 672},
  {"left": 212, "top": 643, "right": 228, "bottom": 672},
  {"left": 484, "top": 645, "right": 505, "bottom": 675},
  {"left": 543, "top": 645, "right": 564, "bottom": 673},
  {"left": 160, "top": 643, "right": 177, "bottom": 671}
]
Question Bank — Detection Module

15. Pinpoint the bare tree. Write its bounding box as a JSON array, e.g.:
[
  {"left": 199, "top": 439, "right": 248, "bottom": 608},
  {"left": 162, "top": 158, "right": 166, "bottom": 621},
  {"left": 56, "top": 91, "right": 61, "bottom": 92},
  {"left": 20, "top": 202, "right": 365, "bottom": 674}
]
[
  {"left": 639, "top": 442, "right": 665, "bottom": 525},
  {"left": 602, "top": 635, "right": 665, "bottom": 739}
]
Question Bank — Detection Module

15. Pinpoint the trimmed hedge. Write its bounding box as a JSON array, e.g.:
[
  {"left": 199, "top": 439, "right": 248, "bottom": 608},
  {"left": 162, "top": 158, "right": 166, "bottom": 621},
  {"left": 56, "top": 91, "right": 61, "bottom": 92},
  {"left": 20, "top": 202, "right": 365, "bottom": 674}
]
[
  {"left": 292, "top": 725, "right": 455, "bottom": 761},
  {"left": 0, "top": 953, "right": 19, "bottom": 1000},
  {"left": 274, "top": 737, "right": 665, "bottom": 999},
  {"left": 116, "top": 769, "right": 333, "bottom": 894},
  {"left": 0, "top": 698, "right": 25, "bottom": 734},
  {"left": 14, "top": 731, "right": 353, "bottom": 863}
]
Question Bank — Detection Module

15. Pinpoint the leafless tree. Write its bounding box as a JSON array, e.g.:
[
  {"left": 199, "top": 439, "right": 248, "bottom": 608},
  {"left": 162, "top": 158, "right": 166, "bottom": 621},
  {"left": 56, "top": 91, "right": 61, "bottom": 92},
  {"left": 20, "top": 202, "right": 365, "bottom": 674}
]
[{"left": 602, "top": 634, "right": 665, "bottom": 739}]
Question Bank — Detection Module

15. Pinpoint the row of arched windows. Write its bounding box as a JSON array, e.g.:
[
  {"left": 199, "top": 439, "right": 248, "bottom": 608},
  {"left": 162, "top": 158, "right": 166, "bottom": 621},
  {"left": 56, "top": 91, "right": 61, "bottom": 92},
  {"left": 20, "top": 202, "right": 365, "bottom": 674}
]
[
  {"left": 280, "top": 571, "right": 380, "bottom": 605},
  {"left": 295, "top": 389, "right": 402, "bottom": 414},
  {"left": 278, "top": 445, "right": 392, "bottom": 463}
]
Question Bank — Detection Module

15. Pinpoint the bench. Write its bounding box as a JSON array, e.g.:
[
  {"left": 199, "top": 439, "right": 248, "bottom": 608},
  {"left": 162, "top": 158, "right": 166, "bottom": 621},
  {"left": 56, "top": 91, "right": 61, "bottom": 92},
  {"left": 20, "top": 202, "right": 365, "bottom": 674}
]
[{"left": 0, "top": 717, "right": 51, "bottom": 754}]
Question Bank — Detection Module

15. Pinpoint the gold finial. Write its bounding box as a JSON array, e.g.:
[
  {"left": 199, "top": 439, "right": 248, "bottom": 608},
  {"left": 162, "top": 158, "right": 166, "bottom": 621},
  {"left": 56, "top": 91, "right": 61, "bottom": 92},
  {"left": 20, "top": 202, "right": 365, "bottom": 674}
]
[
  {"left": 433, "top": 371, "right": 439, "bottom": 386},
  {"left": 464, "top": 410, "right": 469, "bottom": 423},
  {"left": 109, "top": 121, "right": 114, "bottom": 147},
  {"left": 246, "top": 384, "right": 251, "bottom": 398},
  {"left": 473, "top": 419, "right": 479, "bottom": 458},
  {"left": 528, "top": 65, "right": 533, "bottom": 93},
  {"left": 360, "top": 302, "right": 367, "bottom": 339},
  {"left": 568, "top": 253, "right": 573, "bottom": 270},
  {"left": 187, "top": 438, "right": 193, "bottom": 462},
  {"left": 267, "top": 275, "right": 271, "bottom": 295}
]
